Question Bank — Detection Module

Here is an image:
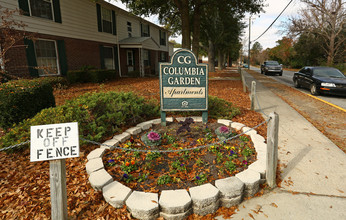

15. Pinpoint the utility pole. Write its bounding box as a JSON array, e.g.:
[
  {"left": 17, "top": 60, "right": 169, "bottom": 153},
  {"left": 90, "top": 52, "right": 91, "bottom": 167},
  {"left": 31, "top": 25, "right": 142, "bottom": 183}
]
[{"left": 248, "top": 16, "right": 251, "bottom": 70}]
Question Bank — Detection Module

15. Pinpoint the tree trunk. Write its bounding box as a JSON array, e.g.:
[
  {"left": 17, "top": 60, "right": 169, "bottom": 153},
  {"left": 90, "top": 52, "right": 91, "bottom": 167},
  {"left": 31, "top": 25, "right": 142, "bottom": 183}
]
[
  {"left": 218, "top": 49, "right": 223, "bottom": 70},
  {"left": 208, "top": 40, "right": 215, "bottom": 72},
  {"left": 192, "top": 0, "right": 201, "bottom": 56},
  {"left": 180, "top": 0, "right": 191, "bottom": 49}
]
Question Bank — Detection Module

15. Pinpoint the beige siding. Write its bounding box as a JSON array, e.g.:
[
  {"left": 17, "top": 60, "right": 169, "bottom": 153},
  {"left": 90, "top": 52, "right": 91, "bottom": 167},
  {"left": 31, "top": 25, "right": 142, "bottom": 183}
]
[
  {"left": 1, "top": 0, "right": 170, "bottom": 51},
  {"left": 1, "top": 0, "right": 116, "bottom": 44}
]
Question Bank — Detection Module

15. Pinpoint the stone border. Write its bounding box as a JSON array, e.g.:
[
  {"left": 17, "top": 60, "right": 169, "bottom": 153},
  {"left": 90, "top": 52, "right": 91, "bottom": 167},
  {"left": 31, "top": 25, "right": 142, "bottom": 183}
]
[{"left": 86, "top": 117, "right": 267, "bottom": 220}]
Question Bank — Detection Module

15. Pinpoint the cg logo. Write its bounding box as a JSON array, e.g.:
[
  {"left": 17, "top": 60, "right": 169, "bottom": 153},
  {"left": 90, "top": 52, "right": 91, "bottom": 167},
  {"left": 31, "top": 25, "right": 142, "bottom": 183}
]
[{"left": 181, "top": 101, "right": 189, "bottom": 108}]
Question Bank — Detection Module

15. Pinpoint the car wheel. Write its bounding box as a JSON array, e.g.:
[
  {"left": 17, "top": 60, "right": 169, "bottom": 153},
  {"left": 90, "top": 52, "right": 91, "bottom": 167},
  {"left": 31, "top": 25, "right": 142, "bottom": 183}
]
[
  {"left": 293, "top": 79, "right": 300, "bottom": 88},
  {"left": 279, "top": 71, "right": 283, "bottom": 76},
  {"left": 310, "top": 84, "right": 319, "bottom": 95}
]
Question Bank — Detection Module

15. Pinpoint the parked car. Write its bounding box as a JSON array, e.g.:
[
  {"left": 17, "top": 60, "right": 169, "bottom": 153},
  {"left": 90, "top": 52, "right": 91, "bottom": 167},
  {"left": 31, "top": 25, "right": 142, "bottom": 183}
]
[
  {"left": 293, "top": 66, "right": 346, "bottom": 96},
  {"left": 261, "top": 61, "right": 283, "bottom": 76},
  {"left": 243, "top": 64, "right": 248, "bottom": 68}
]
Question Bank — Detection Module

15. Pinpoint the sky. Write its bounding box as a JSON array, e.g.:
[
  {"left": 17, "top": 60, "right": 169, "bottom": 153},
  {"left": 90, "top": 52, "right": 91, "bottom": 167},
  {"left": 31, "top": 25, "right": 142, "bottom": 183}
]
[{"left": 109, "top": 0, "right": 305, "bottom": 51}]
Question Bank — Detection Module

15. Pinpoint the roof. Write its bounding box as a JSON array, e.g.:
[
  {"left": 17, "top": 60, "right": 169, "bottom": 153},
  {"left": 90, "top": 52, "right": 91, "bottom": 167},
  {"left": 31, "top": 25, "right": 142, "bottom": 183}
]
[{"left": 119, "top": 37, "right": 160, "bottom": 49}]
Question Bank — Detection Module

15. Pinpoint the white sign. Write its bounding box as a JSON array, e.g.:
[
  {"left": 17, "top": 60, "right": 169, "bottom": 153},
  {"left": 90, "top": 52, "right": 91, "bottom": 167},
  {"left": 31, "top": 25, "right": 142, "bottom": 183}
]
[
  {"left": 30, "top": 122, "right": 79, "bottom": 162},
  {"left": 163, "top": 87, "right": 205, "bottom": 98}
]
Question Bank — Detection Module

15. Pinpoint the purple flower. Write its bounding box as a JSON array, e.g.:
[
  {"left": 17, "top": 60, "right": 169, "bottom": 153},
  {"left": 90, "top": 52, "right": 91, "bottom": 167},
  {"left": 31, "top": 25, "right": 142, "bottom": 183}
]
[
  {"left": 196, "top": 176, "right": 200, "bottom": 180},
  {"left": 123, "top": 173, "right": 129, "bottom": 179},
  {"left": 220, "top": 126, "right": 230, "bottom": 134},
  {"left": 147, "top": 131, "right": 161, "bottom": 141},
  {"left": 243, "top": 160, "right": 248, "bottom": 165},
  {"left": 180, "top": 164, "right": 184, "bottom": 167},
  {"left": 230, "top": 150, "right": 235, "bottom": 155},
  {"left": 108, "top": 159, "right": 115, "bottom": 163}
]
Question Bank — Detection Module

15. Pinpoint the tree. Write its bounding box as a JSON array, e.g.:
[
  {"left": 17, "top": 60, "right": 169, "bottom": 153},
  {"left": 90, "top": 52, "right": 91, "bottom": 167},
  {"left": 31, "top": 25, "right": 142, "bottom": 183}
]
[
  {"left": 120, "top": 0, "right": 264, "bottom": 56},
  {"left": 285, "top": 0, "right": 345, "bottom": 65},
  {"left": 268, "top": 37, "right": 294, "bottom": 65},
  {"left": 0, "top": 6, "right": 28, "bottom": 80},
  {"left": 250, "top": 41, "right": 263, "bottom": 65}
]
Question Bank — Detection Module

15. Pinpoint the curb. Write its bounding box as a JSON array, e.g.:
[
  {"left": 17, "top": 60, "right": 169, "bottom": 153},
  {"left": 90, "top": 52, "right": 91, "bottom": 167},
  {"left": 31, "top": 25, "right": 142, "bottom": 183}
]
[{"left": 86, "top": 117, "right": 267, "bottom": 219}]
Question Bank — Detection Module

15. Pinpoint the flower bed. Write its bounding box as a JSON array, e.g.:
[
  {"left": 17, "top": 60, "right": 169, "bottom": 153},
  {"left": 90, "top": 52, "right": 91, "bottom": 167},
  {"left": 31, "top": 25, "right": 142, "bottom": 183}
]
[{"left": 102, "top": 117, "right": 257, "bottom": 192}]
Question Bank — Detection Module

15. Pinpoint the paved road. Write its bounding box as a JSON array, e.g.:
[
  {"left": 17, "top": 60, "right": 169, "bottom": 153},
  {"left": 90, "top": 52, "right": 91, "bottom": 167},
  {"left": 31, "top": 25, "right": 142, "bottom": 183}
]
[{"left": 250, "top": 67, "right": 346, "bottom": 109}]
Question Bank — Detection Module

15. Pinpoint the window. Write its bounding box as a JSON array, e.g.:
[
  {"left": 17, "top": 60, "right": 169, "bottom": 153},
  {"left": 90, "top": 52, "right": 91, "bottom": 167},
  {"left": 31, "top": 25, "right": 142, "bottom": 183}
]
[
  {"left": 96, "top": 4, "right": 116, "bottom": 35},
  {"left": 160, "top": 30, "right": 166, "bottom": 46},
  {"left": 127, "top": 50, "right": 133, "bottom": 66},
  {"left": 103, "top": 47, "right": 114, "bottom": 69},
  {"left": 127, "top": 22, "right": 132, "bottom": 37},
  {"left": 101, "top": 7, "right": 112, "bottom": 34},
  {"left": 34, "top": 39, "right": 59, "bottom": 76},
  {"left": 160, "top": 51, "right": 166, "bottom": 62},
  {"left": 141, "top": 23, "right": 150, "bottom": 37},
  {"left": 143, "top": 50, "right": 150, "bottom": 66},
  {"left": 29, "top": 0, "right": 53, "bottom": 20}
]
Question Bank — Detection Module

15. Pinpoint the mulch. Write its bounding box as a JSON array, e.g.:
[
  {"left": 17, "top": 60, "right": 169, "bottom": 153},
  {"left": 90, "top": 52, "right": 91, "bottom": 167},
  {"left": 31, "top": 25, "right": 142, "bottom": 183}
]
[{"left": 0, "top": 67, "right": 266, "bottom": 219}]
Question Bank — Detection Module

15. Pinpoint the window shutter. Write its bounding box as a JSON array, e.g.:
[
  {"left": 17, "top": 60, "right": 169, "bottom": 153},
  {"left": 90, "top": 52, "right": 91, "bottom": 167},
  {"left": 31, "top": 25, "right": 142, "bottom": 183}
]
[
  {"left": 140, "top": 23, "right": 143, "bottom": 37},
  {"left": 99, "top": 45, "right": 105, "bottom": 69},
  {"left": 57, "top": 40, "right": 68, "bottom": 75},
  {"left": 23, "top": 38, "right": 38, "bottom": 77},
  {"left": 148, "top": 26, "right": 150, "bottom": 37},
  {"left": 18, "top": 0, "right": 30, "bottom": 16},
  {"left": 53, "top": 0, "right": 62, "bottom": 23},
  {"left": 113, "top": 46, "right": 119, "bottom": 72},
  {"left": 112, "top": 10, "right": 116, "bottom": 35},
  {"left": 96, "top": 4, "right": 102, "bottom": 32}
]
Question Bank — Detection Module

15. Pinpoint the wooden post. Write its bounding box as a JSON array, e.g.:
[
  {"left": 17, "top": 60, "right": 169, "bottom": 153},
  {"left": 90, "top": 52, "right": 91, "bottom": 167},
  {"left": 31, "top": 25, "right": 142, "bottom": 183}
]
[
  {"left": 240, "top": 68, "right": 247, "bottom": 93},
  {"left": 161, "top": 111, "right": 166, "bottom": 126},
  {"left": 50, "top": 159, "right": 68, "bottom": 220},
  {"left": 250, "top": 81, "right": 256, "bottom": 110},
  {"left": 266, "top": 112, "right": 279, "bottom": 188},
  {"left": 202, "top": 111, "right": 208, "bottom": 124}
]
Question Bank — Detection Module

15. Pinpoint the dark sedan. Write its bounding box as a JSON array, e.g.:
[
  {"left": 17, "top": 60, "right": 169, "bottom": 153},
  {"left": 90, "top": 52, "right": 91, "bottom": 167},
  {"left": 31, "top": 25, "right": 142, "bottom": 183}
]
[{"left": 293, "top": 67, "right": 346, "bottom": 96}]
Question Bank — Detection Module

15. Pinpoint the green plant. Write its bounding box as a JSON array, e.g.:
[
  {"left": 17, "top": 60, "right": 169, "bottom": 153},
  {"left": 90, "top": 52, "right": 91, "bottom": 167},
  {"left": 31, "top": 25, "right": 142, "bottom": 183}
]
[
  {"left": 215, "top": 126, "right": 234, "bottom": 141},
  {"left": 0, "top": 91, "right": 160, "bottom": 151},
  {"left": 122, "top": 173, "right": 134, "bottom": 183},
  {"left": 171, "top": 160, "right": 186, "bottom": 171},
  {"left": 242, "top": 147, "right": 253, "bottom": 160},
  {"left": 157, "top": 174, "right": 172, "bottom": 185},
  {"left": 145, "top": 152, "right": 161, "bottom": 161},
  {"left": 216, "top": 151, "right": 223, "bottom": 163},
  {"left": 141, "top": 131, "right": 161, "bottom": 146},
  {"left": 137, "top": 173, "right": 148, "bottom": 183},
  {"left": 163, "top": 133, "right": 175, "bottom": 144},
  {"left": 0, "top": 78, "right": 55, "bottom": 129},
  {"left": 240, "top": 135, "right": 249, "bottom": 142},
  {"left": 196, "top": 158, "right": 204, "bottom": 166},
  {"left": 120, "top": 160, "right": 137, "bottom": 173},
  {"left": 195, "top": 173, "right": 207, "bottom": 185},
  {"left": 225, "top": 160, "right": 236, "bottom": 172}
]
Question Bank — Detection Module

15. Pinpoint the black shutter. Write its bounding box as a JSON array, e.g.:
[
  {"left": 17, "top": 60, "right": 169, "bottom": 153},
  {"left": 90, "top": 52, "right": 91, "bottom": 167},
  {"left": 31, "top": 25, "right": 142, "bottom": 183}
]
[
  {"left": 57, "top": 40, "right": 68, "bottom": 75},
  {"left": 112, "top": 10, "right": 116, "bottom": 35},
  {"left": 140, "top": 23, "right": 143, "bottom": 37},
  {"left": 148, "top": 25, "right": 150, "bottom": 37},
  {"left": 99, "top": 45, "right": 105, "bottom": 69},
  {"left": 18, "top": 0, "right": 30, "bottom": 16},
  {"left": 113, "top": 46, "right": 119, "bottom": 71},
  {"left": 53, "top": 0, "right": 62, "bottom": 23},
  {"left": 23, "top": 38, "right": 38, "bottom": 77},
  {"left": 96, "top": 4, "right": 102, "bottom": 32}
]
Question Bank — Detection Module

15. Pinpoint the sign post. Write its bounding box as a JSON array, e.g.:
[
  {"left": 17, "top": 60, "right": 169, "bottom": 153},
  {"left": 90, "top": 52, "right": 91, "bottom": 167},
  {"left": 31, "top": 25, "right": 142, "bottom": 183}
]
[
  {"left": 30, "top": 122, "right": 79, "bottom": 220},
  {"left": 160, "top": 49, "right": 208, "bottom": 125}
]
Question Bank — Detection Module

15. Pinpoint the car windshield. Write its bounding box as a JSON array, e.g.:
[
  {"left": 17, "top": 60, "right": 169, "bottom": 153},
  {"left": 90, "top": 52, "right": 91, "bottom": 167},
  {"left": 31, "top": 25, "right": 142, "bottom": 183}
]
[
  {"left": 313, "top": 68, "right": 345, "bottom": 78},
  {"left": 265, "top": 61, "right": 279, "bottom": 65}
]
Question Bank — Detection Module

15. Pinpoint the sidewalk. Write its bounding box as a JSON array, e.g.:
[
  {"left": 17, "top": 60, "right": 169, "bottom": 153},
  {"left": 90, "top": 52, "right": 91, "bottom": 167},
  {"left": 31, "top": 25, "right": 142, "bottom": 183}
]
[{"left": 218, "top": 69, "right": 346, "bottom": 219}]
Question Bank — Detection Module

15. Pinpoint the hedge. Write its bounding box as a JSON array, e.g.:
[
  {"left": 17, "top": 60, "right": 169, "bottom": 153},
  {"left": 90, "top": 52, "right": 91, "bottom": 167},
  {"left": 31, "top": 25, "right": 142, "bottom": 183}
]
[
  {"left": 0, "top": 92, "right": 160, "bottom": 150},
  {"left": 67, "top": 69, "right": 118, "bottom": 84},
  {"left": 0, "top": 79, "right": 56, "bottom": 129}
]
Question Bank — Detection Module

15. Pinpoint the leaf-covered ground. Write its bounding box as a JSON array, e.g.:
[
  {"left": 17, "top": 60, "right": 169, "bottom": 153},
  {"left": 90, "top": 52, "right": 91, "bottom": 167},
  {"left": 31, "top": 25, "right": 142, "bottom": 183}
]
[{"left": 0, "top": 67, "right": 267, "bottom": 219}]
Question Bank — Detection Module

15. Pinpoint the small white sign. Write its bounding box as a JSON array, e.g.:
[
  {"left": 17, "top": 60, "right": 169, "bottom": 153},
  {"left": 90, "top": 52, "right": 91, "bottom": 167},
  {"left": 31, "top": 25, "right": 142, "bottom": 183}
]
[{"left": 30, "top": 122, "right": 79, "bottom": 162}]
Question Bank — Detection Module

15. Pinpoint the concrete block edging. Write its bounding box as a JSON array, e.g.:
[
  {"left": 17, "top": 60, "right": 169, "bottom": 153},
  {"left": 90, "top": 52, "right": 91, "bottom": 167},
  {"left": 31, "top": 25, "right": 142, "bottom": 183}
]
[{"left": 86, "top": 118, "right": 267, "bottom": 219}]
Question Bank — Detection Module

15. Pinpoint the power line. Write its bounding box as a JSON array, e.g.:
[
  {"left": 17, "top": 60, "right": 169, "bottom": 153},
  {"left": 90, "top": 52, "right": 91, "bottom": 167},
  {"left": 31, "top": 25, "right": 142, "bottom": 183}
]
[{"left": 252, "top": 0, "right": 294, "bottom": 43}]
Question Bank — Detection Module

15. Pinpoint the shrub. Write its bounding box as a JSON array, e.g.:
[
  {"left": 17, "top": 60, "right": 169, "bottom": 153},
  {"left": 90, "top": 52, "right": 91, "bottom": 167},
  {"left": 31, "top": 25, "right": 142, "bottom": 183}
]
[
  {"left": 66, "top": 69, "right": 118, "bottom": 84},
  {"left": 169, "top": 96, "right": 241, "bottom": 120},
  {"left": 66, "top": 70, "right": 87, "bottom": 84},
  {"left": 0, "top": 79, "right": 55, "bottom": 129},
  {"left": 39, "top": 76, "right": 68, "bottom": 89},
  {"left": 0, "top": 92, "right": 160, "bottom": 150}
]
